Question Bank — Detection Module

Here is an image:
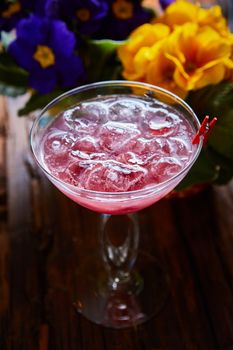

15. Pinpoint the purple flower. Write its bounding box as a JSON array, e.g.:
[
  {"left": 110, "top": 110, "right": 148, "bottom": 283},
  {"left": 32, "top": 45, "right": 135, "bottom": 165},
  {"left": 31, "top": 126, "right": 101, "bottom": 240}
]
[
  {"left": 59, "top": 0, "right": 109, "bottom": 35},
  {"left": 8, "top": 15, "right": 85, "bottom": 94},
  {"left": 0, "top": 1, "right": 24, "bottom": 31},
  {"left": 96, "top": 0, "right": 154, "bottom": 40},
  {"left": 0, "top": 0, "right": 47, "bottom": 31},
  {"left": 159, "top": 0, "right": 175, "bottom": 10},
  {"left": 44, "top": 0, "right": 61, "bottom": 18}
]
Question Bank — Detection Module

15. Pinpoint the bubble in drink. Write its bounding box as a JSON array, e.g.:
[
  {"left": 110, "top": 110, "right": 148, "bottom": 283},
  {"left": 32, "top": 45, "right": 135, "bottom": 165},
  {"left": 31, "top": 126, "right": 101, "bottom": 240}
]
[{"left": 40, "top": 95, "right": 196, "bottom": 192}]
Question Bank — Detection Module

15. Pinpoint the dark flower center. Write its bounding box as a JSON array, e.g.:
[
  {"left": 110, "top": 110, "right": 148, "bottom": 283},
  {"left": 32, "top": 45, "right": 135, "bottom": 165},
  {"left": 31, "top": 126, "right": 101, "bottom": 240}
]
[
  {"left": 2, "top": 2, "right": 21, "bottom": 18},
  {"left": 112, "top": 0, "right": 133, "bottom": 20},
  {"left": 185, "top": 62, "right": 197, "bottom": 74},
  {"left": 76, "top": 8, "right": 91, "bottom": 22},
  {"left": 33, "top": 45, "right": 55, "bottom": 68},
  {"left": 164, "top": 69, "right": 174, "bottom": 82}
]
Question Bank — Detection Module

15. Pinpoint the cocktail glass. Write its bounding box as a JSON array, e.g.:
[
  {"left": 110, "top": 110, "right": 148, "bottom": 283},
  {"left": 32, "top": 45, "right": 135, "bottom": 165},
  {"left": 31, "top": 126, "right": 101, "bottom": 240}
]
[{"left": 30, "top": 81, "right": 202, "bottom": 328}]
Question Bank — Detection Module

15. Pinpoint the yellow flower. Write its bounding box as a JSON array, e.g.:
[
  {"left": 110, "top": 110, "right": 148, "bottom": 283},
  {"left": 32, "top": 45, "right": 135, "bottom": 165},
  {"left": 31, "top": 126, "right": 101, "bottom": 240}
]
[
  {"left": 117, "top": 2, "right": 233, "bottom": 98},
  {"left": 118, "top": 23, "right": 170, "bottom": 80},
  {"left": 197, "top": 5, "right": 229, "bottom": 38},
  {"left": 156, "top": 0, "right": 229, "bottom": 37},
  {"left": 145, "top": 41, "right": 187, "bottom": 99},
  {"left": 165, "top": 23, "right": 232, "bottom": 91},
  {"left": 155, "top": 0, "right": 199, "bottom": 27}
]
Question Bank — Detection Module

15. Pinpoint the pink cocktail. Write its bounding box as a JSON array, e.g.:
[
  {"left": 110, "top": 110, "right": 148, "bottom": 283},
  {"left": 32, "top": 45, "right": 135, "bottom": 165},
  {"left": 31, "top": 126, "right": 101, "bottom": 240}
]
[
  {"left": 31, "top": 81, "right": 202, "bottom": 328},
  {"left": 39, "top": 94, "right": 198, "bottom": 214}
]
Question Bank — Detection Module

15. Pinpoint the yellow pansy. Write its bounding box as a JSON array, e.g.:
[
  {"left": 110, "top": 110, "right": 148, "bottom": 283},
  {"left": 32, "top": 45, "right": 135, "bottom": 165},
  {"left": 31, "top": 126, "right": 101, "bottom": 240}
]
[
  {"left": 118, "top": 23, "right": 170, "bottom": 80},
  {"left": 165, "top": 23, "right": 232, "bottom": 91}
]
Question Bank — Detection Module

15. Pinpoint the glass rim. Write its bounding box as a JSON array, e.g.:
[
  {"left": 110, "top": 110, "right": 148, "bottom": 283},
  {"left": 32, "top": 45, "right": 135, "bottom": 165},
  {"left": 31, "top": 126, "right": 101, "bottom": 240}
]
[{"left": 30, "top": 80, "right": 203, "bottom": 197}]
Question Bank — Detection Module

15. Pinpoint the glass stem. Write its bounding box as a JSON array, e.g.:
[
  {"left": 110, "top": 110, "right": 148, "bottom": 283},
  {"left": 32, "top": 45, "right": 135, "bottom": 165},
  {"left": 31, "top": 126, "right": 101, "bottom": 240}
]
[{"left": 100, "top": 213, "right": 140, "bottom": 292}]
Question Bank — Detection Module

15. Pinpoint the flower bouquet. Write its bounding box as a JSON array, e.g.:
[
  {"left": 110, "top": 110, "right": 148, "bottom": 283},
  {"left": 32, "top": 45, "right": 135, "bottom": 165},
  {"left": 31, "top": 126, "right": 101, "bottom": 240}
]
[{"left": 0, "top": 0, "right": 233, "bottom": 191}]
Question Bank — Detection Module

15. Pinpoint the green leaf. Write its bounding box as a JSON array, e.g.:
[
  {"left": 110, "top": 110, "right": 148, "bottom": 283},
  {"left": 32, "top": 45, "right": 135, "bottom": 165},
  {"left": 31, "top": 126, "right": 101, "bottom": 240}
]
[
  {"left": 18, "top": 90, "right": 63, "bottom": 116},
  {"left": 176, "top": 149, "right": 219, "bottom": 191},
  {"left": 0, "top": 53, "right": 29, "bottom": 88},
  {"left": 185, "top": 82, "right": 233, "bottom": 187},
  {"left": 207, "top": 90, "right": 233, "bottom": 160},
  {"left": 187, "top": 82, "right": 233, "bottom": 119},
  {"left": 85, "top": 39, "right": 124, "bottom": 82}
]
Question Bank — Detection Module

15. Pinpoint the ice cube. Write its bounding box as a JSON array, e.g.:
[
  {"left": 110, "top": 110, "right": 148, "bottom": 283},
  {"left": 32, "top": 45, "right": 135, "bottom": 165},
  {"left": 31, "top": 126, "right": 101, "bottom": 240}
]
[
  {"left": 64, "top": 105, "right": 99, "bottom": 134},
  {"left": 44, "top": 152, "right": 70, "bottom": 175},
  {"left": 117, "top": 152, "right": 144, "bottom": 166},
  {"left": 142, "top": 108, "right": 181, "bottom": 137},
  {"left": 82, "top": 164, "right": 106, "bottom": 191},
  {"left": 77, "top": 101, "right": 108, "bottom": 122},
  {"left": 149, "top": 157, "right": 183, "bottom": 182},
  {"left": 108, "top": 98, "right": 146, "bottom": 122},
  {"left": 64, "top": 162, "right": 84, "bottom": 186},
  {"left": 71, "top": 135, "right": 98, "bottom": 155},
  {"left": 63, "top": 101, "right": 108, "bottom": 130},
  {"left": 43, "top": 131, "right": 76, "bottom": 154},
  {"left": 169, "top": 136, "right": 192, "bottom": 160},
  {"left": 104, "top": 167, "right": 146, "bottom": 191},
  {"left": 99, "top": 121, "right": 141, "bottom": 152},
  {"left": 42, "top": 131, "right": 76, "bottom": 175},
  {"left": 131, "top": 137, "right": 164, "bottom": 159},
  {"left": 79, "top": 160, "right": 147, "bottom": 192}
]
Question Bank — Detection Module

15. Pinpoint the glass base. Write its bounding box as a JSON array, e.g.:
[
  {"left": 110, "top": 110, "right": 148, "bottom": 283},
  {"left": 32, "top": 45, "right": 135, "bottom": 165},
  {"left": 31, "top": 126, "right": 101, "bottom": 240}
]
[{"left": 73, "top": 252, "right": 169, "bottom": 329}]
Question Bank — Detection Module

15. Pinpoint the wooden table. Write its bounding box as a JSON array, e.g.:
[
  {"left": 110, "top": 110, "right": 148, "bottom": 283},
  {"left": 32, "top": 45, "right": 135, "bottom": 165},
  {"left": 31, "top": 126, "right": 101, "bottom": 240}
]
[{"left": 0, "top": 96, "right": 232, "bottom": 349}]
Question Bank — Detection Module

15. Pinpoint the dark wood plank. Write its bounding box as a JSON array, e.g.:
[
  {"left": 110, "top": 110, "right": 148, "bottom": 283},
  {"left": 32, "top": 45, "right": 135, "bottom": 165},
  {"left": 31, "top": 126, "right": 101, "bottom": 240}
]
[
  {"left": 4, "top": 96, "right": 42, "bottom": 350},
  {"left": 173, "top": 188, "right": 233, "bottom": 349},
  {"left": 0, "top": 97, "right": 10, "bottom": 350},
  {"left": 212, "top": 183, "right": 233, "bottom": 286},
  {"left": 143, "top": 200, "right": 217, "bottom": 350}
]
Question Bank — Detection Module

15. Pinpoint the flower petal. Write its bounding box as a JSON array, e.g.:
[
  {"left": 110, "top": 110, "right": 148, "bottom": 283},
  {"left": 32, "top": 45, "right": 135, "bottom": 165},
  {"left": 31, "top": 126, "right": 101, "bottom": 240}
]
[
  {"left": 194, "top": 64, "right": 226, "bottom": 89},
  {"left": 16, "top": 15, "right": 47, "bottom": 44},
  {"left": 156, "top": 0, "right": 199, "bottom": 28},
  {"left": 9, "top": 39, "right": 37, "bottom": 71},
  {"left": 48, "top": 20, "right": 76, "bottom": 57},
  {"left": 127, "top": 23, "right": 170, "bottom": 53},
  {"left": 56, "top": 55, "right": 86, "bottom": 88},
  {"left": 29, "top": 67, "right": 57, "bottom": 94}
]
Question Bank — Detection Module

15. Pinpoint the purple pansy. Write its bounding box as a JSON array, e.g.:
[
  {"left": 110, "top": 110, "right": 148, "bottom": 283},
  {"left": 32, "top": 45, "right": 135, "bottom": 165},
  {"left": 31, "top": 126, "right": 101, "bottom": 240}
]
[
  {"left": 8, "top": 15, "right": 85, "bottom": 94},
  {"left": 159, "top": 0, "right": 175, "bottom": 10},
  {"left": 97, "top": 0, "right": 154, "bottom": 40}
]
